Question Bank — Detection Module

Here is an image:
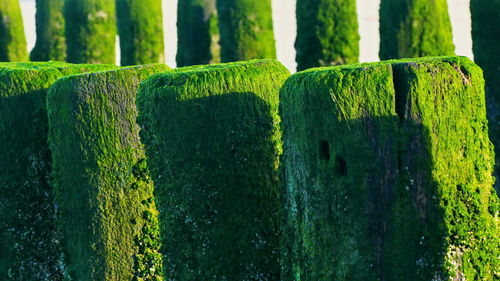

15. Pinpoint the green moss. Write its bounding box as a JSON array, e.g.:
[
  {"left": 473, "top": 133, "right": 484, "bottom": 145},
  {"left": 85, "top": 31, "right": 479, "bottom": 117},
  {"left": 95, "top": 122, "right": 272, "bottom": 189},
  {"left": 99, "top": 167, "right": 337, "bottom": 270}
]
[
  {"left": 47, "top": 64, "right": 169, "bottom": 281},
  {"left": 64, "top": 0, "right": 117, "bottom": 64},
  {"left": 280, "top": 56, "right": 499, "bottom": 280},
  {"left": 471, "top": 0, "right": 500, "bottom": 195},
  {"left": 116, "top": 0, "right": 165, "bottom": 66},
  {"left": 295, "top": 0, "right": 360, "bottom": 71},
  {"left": 176, "top": 0, "right": 220, "bottom": 66},
  {"left": 137, "top": 60, "right": 290, "bottom": 280},
  {"left": 30, "top": 0, "right": 66, "bottom": 62},
  {"left": 379, "top": 0, "right": 455, "bottom": 60},
  {"left": 216, "top": 0, "right": 276, "bottom": 62},
  {"left": 0, "top": 62, "right": 116, "bottom": 281},
  {"left": 0, "top": 0, "right": 28, "bottom": 62}
]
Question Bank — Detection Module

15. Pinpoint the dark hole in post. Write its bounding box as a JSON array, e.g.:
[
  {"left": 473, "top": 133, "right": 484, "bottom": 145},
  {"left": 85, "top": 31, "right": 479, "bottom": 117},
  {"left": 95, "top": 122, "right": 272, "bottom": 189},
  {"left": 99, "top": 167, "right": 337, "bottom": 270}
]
[
  {"left": 319, "top": 140, "right": 331, "bottom": 161},
  {"left": 335, "top": 155, "right": 347, "bottom": 177}
]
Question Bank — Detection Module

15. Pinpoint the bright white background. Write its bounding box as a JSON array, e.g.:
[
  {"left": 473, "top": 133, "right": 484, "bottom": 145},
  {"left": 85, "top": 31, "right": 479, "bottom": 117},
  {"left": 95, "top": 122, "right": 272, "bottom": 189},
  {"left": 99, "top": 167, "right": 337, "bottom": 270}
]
[{"left": 19, "top": 0, "right": 473, "bottom": 72}]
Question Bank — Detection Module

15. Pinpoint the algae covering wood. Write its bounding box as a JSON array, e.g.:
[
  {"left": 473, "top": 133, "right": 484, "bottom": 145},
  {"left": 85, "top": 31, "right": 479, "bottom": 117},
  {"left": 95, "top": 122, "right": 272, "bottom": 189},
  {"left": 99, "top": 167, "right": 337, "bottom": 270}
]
[
  {"left": 116, "top": 0, "right": 165, "bottom": 66},
  {"left": 64, "top": 0, "right": 117, "bottom": 64},
  {"left": 0, "top": 0, "right": 28, "bottom": 62},
  {"left": 279, "top": 56, "right": 499, "bottom": 280},
  {"left": 471, "top": 0, "right": 500, "bottom": 195},
  {"left": 295, "top": 0, "right": 360, "bottom": 71},
  {"left": 379, "top": 0, "right": 455, "bottom": 60},
  {"left": 137, "top": 60, "right": 290, "bottom": 281},
  {"left": 30, "top": 0, "right": 66, "bottom": 62},
  {"left": 216, "top": 0, "right": 276, "bottom": 62},
  {"left": 0, "top": 62, "right": 116, "bottom": 281},
  {"left": 47, "top": 64, "right": 169, "bottom": 281},
  {"left": 177, "top": 0, "right": 220, "bottom": 66}
]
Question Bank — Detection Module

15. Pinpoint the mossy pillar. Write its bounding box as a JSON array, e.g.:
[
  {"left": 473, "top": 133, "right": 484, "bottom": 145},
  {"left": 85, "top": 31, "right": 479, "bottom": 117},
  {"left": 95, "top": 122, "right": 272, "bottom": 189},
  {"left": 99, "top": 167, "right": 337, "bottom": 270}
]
[
  {"left": 177, "top": 0, "right": 220, "bottom": 66},
  {"left": 471, "top": 0, "right": 500, "bottom": 194},
  {"left": 116, "top": 0, "right": 165, "bottom": 66},
  {"left": 379, "top": 0, "right": 455, "bottom": 60},
  {"left": 0, "top": 0, "right": 28, "bottom": 61},
  {"left": 64, "top": 0, "right": 116, "bottom": 64},
  {"left": 295, "top": 0, "right": 359, "bottom": 71},
  {"left": 137, "top": 60, "right": 290, "bottom": 280},
  {"left": 216, "top": 0, "right": 276, "bottom": 62},
  {"left": 0, "top": 62, "right": 116, "bottom": 281},
  {"left": 47, "top": 64, "right": 169, "bottom": 281},
  {"left": 30, "top": 0, "right": 66, "bottom": 61},
  {"left": 280, "top": 56, "right": 499, "bottom": 280}
]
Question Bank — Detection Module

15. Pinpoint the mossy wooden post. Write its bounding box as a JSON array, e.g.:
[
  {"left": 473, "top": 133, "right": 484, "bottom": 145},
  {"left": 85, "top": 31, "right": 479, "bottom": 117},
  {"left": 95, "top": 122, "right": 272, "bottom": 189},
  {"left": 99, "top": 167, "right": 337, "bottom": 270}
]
[
  {"left": 0, "top": 0, "right": 28, "bottom": 61},
  {"left": 137, "top": 60, "right": 290, "bottom": 280},
  {"left": 216, "top": 0, "right": 276, "bottom": 62},
  {"left": 295, "top": 0, "right": 359, "bottom": 71},
  {"left": 116, "top": 0, "right": 165, "bottom": 66},
  {"left": 280, "top": 56, "right": 499, "bottom": 280},
  {"left": 471, "top": 0, "right": 500, "bottom": 194},
  {"left": 30, "top": 0, "right": 66, "bottom": 61},
  {"left": 47, "top": 64, "right": 169, "bottom": 281},
  {"left": 0, "top": 62, "right": 116, "bottom": 281},
  {"left": 177, "top": 0, "right": 220, "bottom": 66},
  {"left": 379, "top": 0, "right": 455, "bottom": 60},
  {"left": 64, "top": 0, "right": 116, "bottom": 64}
]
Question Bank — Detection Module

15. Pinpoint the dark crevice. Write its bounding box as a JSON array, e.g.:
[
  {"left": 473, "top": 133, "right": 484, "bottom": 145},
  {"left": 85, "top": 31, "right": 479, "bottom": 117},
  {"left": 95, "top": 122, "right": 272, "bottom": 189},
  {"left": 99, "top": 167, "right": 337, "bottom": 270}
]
[
  {"left": 334, "top": 155, "right": 347, "bottom": 177},
  {"left": 392, "top": 64, "right": 411, "bottom": 122},
  {"left": 319, "top": 140, "right": 331, "bottom": 162}
]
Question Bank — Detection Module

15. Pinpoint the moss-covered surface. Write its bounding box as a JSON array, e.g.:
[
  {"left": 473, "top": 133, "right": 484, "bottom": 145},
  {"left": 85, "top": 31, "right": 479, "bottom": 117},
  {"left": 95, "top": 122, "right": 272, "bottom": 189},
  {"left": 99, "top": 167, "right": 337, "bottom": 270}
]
[
  {"left": 47, "top": 64, "right": 169, "bottom": 281},
  {"left": 379, "top": 0, "right": 455, "bottom": 60},
  {"left": 471, "top": 0, "right": 500, "bottom": 195},
  {"left": 176, "top": 0, "right": 220, "bottom": 66},
  {"left": 216, "top": 0, "right": 276, "bottom": 62},
  {"left": 116, "top": 0, "right": 164, "bottom": 66},
  {"left": 295, "top": 0, "right": 359, "bottom": 71},
  {"left": 0, "top": 0, "right": 28, "bottom": 62},
  {"left": 30, "top": 0, "right": 66, "bottom": 62},
  {"left": 0, "top": 62, "right": 116, "bottom": 281},
  {"left": 64, "top": 0, "right": 116, "bottom": 64},
  {"left": 137, "top": 60, "right": 289, "bottom": 280},
  {"left": 280, "top": 56, "right": 499, "bottom": 280}
]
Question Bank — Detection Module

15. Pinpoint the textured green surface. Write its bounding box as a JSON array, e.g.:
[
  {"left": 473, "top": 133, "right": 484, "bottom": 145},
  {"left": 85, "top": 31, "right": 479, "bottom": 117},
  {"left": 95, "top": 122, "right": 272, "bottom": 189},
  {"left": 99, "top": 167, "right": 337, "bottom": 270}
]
[
  {"left": 64, "top": 0, "right": 116, "bottom": 64},
  {"left": 0, "top": 62, "right": 116, "bottom": 281},
  {"left": 116, "top": 0, "right": 165, "bottom": 66},
  {"left": 216, "top": 0, "right": 276, "bottom": 62},
  {"left": 138, "top": 60, "right": 290, "bottom": 280},
  {"left": 47, "top": 64, "right": 169, "bottom": 281},
  {"left": 379, "top": 0, "right": 455, "bottom": 60},
  {"left": 295, "top": 0, "right": 359, "bottom": 71},
  {"left": 177, "top": 0, "right": 220, "bottom": 66},
  {"left": 0, "top": 0, "right": 28, "bottom": 62},
  {"left": 471, "top": 0, "right": 500, "bottom": 194},
  {"left": 280, "top": 56, "right": 499, "bottom": 280},
  {"left": 30, "top": 0, "right": 66, "bottom": 62}
]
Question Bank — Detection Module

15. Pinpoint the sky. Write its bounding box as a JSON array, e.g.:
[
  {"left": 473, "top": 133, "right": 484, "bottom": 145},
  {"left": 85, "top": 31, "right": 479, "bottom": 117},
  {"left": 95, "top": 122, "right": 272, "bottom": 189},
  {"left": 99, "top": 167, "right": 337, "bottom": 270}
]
[{"left": 19, "top": 0, "right": 473, "bottom": 72}]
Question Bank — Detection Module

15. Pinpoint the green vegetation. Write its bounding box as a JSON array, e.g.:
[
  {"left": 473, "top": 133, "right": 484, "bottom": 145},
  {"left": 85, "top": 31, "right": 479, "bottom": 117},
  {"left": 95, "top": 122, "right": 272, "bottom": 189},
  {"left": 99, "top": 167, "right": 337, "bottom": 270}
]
[
  {"left": 471, "top": 0, "right": 500, "bottom": 194},
  {"left": 116, "top": 0, "right": 165, "bottom": 66},
  {"left": 0, "top": 0, "right": 28, "bottom": 61},
  {"left": 0, "top": 62, "right": 116, "bottom": 281},
  {"left": 280, "top": 56, "right": 499, "bottom": 280},
  {"left": 47, "top": 64, "right": 169, "bottom": 281},
  {"left": 295, "top": 0, "right": 359, "bottom": 71},
  {"left": 216, "top": 0, "right": 276, "bottom": 62},
  {"left": 176, "top": 0, "right": 220, "bottom": 66},
  {"left": 137, "top": 60, "right": 290, "bottom": 280},
  {"left": 379, "top": 0, "right": 455, "bottom": 60},
  {"left": 30, "top": 0, "right": 66, "bottom": 62},
  {"left": 64, "top": 0, "right": 116, "bottom": 64}
]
